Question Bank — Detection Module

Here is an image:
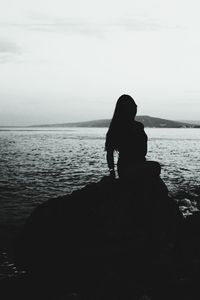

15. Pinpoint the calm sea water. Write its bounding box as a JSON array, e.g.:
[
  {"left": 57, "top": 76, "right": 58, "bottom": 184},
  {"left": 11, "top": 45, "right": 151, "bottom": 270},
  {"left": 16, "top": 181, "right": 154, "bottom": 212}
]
[{"left": 0, "top": 127, "right": 200, "bottom": 237}]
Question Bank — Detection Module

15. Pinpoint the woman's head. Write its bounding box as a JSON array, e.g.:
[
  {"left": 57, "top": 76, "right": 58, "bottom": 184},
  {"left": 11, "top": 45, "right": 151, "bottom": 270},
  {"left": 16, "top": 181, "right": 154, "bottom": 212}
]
[
  {"left": 105, "top": 95, "right": 137, "bottom": 151},
  {"left": 112, "top": 94, "right": 137, "bottom": 124}
]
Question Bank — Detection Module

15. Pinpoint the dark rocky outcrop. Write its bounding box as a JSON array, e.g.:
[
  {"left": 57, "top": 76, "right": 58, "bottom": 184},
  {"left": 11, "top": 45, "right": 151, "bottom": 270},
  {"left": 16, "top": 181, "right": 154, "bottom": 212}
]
[{"left": 12, "top": 162, "right": 184, "bottom": 298}]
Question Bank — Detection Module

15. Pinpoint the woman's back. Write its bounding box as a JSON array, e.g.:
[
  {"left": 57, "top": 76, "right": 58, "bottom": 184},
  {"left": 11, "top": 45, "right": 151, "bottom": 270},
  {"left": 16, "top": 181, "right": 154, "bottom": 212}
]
[{"left": 117, "top": 120, "right": 147, "bottom": 163}]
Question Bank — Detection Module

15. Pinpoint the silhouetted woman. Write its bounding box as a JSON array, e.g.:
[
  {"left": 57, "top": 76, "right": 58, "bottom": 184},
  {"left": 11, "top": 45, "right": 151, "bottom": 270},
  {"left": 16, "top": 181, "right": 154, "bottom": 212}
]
[{"left": 105, "top": 94, "right": 148, "bottom": 178}]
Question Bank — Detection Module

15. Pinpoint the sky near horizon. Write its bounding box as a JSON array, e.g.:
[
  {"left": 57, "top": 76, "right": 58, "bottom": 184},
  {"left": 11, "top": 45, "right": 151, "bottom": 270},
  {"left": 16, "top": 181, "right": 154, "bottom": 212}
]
[{"left": 0, "top": 0, "right": 200, "bottom": 125}]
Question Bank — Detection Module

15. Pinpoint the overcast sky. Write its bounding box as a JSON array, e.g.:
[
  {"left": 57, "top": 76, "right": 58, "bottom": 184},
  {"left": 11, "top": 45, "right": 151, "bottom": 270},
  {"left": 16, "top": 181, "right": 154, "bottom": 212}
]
[{"left": 0, "top": 0, "right": 200, "bottom": 125}]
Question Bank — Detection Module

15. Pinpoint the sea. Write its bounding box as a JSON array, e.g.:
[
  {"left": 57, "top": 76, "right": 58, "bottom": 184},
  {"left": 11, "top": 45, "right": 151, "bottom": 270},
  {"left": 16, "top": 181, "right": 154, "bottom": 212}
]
[{"left": 0, "top": 127, "right": 200, "bottom": 278}]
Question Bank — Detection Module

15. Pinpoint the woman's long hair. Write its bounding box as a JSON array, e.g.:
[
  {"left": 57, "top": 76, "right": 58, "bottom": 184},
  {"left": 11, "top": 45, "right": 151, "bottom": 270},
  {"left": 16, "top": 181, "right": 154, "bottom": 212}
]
[{"left": 105, "top": 95, "right": 137, "bottom": 151}]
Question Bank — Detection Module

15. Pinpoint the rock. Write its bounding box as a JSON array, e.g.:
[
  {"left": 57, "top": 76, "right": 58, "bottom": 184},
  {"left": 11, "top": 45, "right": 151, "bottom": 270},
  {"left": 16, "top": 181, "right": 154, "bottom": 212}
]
[{"left": 13, "top": 165, "right": 182, "bottom": 295}]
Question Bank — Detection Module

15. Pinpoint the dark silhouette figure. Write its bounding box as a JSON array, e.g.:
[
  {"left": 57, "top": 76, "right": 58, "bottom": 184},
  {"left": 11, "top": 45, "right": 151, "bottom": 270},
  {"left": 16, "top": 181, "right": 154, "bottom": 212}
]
[{"left": 105, "top": 94, "right": 148, "bottom": 178}]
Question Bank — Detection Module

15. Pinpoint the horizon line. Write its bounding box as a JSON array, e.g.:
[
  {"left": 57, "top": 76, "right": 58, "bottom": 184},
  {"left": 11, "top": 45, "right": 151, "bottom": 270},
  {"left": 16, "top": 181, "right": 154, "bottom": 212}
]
[{"left": 0, "top": 115, "right": 200, "bottom": 127}]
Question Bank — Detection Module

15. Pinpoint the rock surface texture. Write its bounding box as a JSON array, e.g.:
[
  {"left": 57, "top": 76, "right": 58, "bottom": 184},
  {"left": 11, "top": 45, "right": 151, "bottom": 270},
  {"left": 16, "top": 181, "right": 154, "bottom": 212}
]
[{"left": 12, "top": 163, "right": 186, "bottom": 299}]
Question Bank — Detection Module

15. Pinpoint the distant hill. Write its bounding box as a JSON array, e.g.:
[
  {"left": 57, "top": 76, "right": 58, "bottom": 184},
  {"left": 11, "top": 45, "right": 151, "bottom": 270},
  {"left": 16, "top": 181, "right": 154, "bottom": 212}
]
[
  {"left": 31, "top": 116, "right": 200, "bottom": 128},
  {"left": 179, "top": 120, "right": 200, "bottom": 125}
]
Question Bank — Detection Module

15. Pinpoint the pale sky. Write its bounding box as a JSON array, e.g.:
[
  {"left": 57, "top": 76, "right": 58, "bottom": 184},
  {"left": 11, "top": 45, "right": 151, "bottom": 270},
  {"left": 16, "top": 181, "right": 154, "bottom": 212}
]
[{"left": 1, "top": 0, "right": 200, "bottom": 125}]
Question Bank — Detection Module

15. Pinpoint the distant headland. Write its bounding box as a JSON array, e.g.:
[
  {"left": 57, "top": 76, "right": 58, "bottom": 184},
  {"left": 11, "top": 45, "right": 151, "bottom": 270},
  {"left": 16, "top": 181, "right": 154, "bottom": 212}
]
[{"left": 30, "top": 115, "right": 200, "bottom": 128}]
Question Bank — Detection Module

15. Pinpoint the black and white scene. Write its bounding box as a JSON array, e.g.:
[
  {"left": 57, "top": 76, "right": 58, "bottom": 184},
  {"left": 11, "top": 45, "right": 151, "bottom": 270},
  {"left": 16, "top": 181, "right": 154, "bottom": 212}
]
[{"left": 1, "top": 0, "right": 200, "bottom": 299}]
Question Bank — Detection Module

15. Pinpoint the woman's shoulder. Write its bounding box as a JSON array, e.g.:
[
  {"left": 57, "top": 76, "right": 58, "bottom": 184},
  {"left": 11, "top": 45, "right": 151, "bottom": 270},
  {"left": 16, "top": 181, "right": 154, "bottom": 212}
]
[{"left": 133, "top": 120, "right": 145, "bottom": 130}]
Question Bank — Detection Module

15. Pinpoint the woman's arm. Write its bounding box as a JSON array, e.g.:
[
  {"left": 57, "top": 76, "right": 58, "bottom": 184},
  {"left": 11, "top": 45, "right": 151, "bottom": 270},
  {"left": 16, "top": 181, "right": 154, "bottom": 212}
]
[{"left": 106, "top": 149, "right": 115, "bottom": 178}]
